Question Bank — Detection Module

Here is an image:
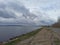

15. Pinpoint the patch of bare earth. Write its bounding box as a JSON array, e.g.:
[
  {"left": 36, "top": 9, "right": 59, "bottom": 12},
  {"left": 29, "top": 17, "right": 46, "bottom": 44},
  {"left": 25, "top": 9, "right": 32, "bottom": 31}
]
[{"left": 16, "top": 28, "right": 60, "bottom": 45}]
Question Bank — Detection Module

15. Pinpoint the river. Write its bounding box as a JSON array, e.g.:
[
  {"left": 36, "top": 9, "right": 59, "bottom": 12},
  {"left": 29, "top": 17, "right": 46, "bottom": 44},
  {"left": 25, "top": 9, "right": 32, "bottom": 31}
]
[{"left": 0, "top": 26, "right": 40, "bottom": 42}]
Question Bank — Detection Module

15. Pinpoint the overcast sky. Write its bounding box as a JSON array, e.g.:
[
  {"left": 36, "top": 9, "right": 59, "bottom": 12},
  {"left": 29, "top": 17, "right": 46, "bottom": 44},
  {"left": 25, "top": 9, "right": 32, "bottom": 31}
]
[{"left": 0, "top": 0, "right": 60, "bottom": 25}]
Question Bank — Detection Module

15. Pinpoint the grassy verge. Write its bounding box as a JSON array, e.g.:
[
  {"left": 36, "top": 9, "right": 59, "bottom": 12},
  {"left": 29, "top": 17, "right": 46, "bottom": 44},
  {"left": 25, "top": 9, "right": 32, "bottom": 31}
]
[
  {"left": 5, "top": 28, "right": 43, "bottom": 45},
  {"left": 54, "top": 37, "right": 60, "bottom": 45}
]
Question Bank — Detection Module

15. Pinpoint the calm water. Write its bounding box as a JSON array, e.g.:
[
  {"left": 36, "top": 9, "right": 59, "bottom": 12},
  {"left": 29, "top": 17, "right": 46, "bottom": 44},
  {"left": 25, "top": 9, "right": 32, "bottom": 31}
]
[
  {"left": 51, "top": 28, "right": 60, "bottom": 35},
  {"left": 0, "top": 26, "right": 40, "bottom": 42}
]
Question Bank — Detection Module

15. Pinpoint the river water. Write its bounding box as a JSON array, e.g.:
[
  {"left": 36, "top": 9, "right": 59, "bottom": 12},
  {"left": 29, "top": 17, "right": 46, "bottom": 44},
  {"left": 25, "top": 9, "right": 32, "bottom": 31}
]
[
  {"left": 0, "top": 26, "right": 40, "bottom": 42},
  {"left": 51, "top": 28, "right": 60, "bottom": 35}
]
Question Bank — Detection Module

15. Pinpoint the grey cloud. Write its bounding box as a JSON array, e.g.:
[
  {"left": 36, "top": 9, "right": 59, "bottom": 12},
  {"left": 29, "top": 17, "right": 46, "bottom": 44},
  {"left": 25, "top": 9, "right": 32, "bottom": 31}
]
[
  {"left": 0, "top": 0, "right": 56, "bottom": 25},
  {"left": 0, "top": 0, "right": 36, "bottom": 19},
  {"left": 0, "top": 10, "right": 15, "bottom": 18},
  {"left": 8, "top": 2, "right": 37, "bottom": 19},
  {"left": 0, "top": 0, "right": 37, "bottom": 25}
]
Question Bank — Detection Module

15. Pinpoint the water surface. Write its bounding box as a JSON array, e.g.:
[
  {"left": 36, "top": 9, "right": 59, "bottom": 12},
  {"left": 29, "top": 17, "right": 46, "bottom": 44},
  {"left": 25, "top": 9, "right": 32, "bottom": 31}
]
[
  {"left": 0, "top": 26, "right": 40, "bottom": 42},
  {"left": 51, "top": 28, "right": 60, "bottom": 35}
]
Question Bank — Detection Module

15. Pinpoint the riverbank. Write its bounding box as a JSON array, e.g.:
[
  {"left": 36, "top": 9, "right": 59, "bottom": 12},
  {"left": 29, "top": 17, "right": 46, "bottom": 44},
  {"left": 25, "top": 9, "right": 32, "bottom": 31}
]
[
  {"left": 1, "top": 27, "right": 60, "bottom": 45},
  {"left": 4, "top": 27, "right": 43, "bottom": 45},
  {"left": 15, "top": 27, "right": 60, "bottom": 45}
]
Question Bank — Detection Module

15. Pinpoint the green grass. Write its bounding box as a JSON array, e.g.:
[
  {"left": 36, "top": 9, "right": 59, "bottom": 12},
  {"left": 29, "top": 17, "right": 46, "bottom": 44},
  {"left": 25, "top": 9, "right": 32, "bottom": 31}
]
[
  {"left": 54, "top": 37, "right": 60, "bottom": 45},
  {"left": 5, "top": 28, "right": 43, "bottom": 45}
]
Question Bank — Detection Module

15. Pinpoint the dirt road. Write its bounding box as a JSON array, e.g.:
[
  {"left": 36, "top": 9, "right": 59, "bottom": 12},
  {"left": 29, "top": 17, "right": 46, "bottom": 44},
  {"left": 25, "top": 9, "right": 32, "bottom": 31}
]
[{"left": 16, "top": 28, "right": 60, "bottom": 45}]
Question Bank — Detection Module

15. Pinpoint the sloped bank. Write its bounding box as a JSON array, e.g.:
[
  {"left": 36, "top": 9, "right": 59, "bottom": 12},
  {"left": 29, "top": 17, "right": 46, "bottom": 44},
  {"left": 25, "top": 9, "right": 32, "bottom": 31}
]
[
  {"left": 3, "top": 27, "right": 60, "bottom": 45},
  {"left": 4, "top": 27, "right": 43, "bottom": 45},
  {"left": 15, "top": 28, "right": 60, "bottom": 45}
]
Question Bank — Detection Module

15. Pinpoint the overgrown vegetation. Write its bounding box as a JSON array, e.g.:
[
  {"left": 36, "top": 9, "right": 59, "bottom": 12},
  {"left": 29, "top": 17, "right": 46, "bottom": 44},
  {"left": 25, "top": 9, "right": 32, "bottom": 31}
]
[{"left": 5, "top": 28, "right": 43, "bottom": 45}]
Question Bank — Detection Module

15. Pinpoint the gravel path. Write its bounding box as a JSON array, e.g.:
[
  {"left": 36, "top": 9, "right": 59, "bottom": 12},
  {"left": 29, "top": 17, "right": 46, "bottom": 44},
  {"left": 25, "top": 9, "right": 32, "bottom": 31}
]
[{"left": 16, "top": 28, "right": 60, "bottom": 45}]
